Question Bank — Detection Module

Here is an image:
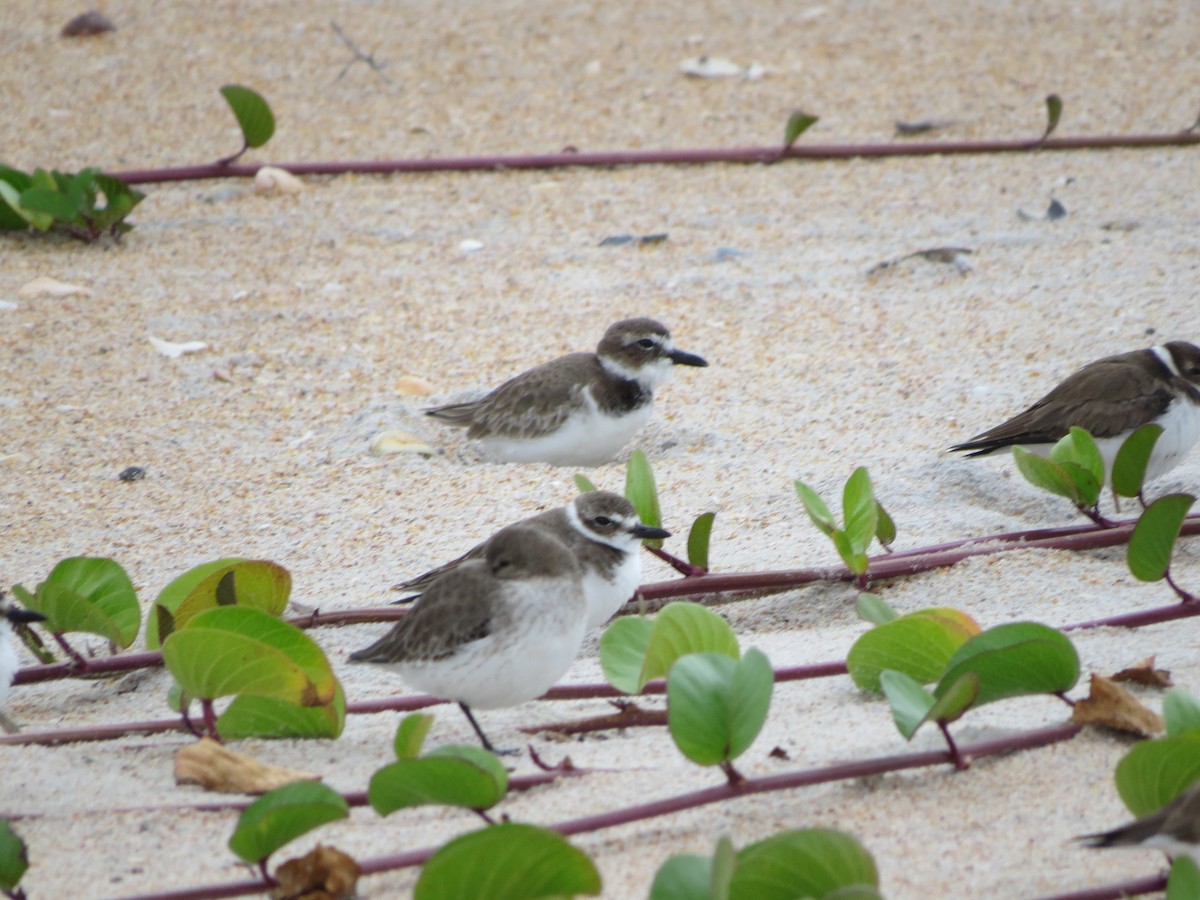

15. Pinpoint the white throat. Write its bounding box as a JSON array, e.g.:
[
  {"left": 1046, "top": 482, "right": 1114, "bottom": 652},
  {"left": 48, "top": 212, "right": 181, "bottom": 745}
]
[{"left": 1150, "top": 345, "right": 1180, "bottom": 377}]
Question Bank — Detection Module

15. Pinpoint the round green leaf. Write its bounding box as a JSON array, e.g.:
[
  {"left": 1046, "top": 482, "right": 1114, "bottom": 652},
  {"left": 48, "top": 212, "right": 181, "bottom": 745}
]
[
  {"left": 0, "top": 820, "right": 29, "bottom": 892},
  {"left": 1052, "top": 427, "right": 1105, "bottom": 489},
  {"left": 1168, "top": 857, "right": 1200, "bottom": 900},
  {"left": 228, "top": 781, "right": 348, "bottom": 865},
  {"left": 599, "top": 616, "right": 654, "bottom": 694},
  {"left": 842, "top": 467, "right": 879, "bottom": 556},
  {"left": 395, "top": 713, "right": 436, "bottom": 758},
  {"left": 879, "top": 670, "right": 935, "bottom": 740},
  {"left": 369, "top": 746, "right": 508, "bottom": 815},
  {"left": 1128, "top": 494, "right": 1195, "bottom": 582},
  {"left": 1112, "top": 425, "right": 1163, "bottom": 498},
  {"left": 162, "top": 606, "right": 335, "bottom": 705},
  {"left": 219, "top": 84, "right": 276, "bottom": 149},
  {"left": 172, "top": 560, "right": 292, "bottom": 632},
  {"left": 573, "top": 474, "right": 598, "bottom": 493},
  {"left": 874, "top": 501, "right": 897, "bottom": 550},
  {"left": 415, "top": 823, "right": 601, "bottom": 900},
  {"left": 18, "top": 556, "right": 140, "bottom": 647},
  {"left": 216, "top": 680, "right": 346, "bottom": 740},
  {"left": 687, "top": 512, "right": 716, "bottom": 570},
  {"left": 854, "top": 593, "right": 898, "bottom": 626},
  {"left": 846, "top": 608, "right": 979, "bottom": 692},
  {"left": 650, "top": 854, "right": 715, "bottom": 900},
  {"left": 832, "top": 530, "right": 868, "bottom": 575},
  {"left": 794, "top": 480, "right": 836, "bottom": 537},
  {"left": 924, "top": 671, "right": 980, "bottom": 727},
  {"left": 625, "top": 449, "right": 663, "bottom": 548},
  {"left": 19, "top": 185, "right": 77, "bottom": 221},
  {"left": 937, "top": 622, "right": 1079, "bottom": 708},
  {"left": 1164, "top": 689, "right": 1200, "bottom": 737},
  {"left": 640, "top": 602, "right": 740, "bottom": 692},
  {"left": 146, "top": 557, "right": 245, "bottom": 649},
  {"left": 667, "top": 649, "right": 772, "bottom": 766},
  {"left": 730, "top": 828, "right": 879, "bottom": 900},
  {"left": 1114, "top": 729, "right": 1200, "bottom": 817},
  {"left": 1013, "top": 448, "right": 1085, "bottom": 504}
]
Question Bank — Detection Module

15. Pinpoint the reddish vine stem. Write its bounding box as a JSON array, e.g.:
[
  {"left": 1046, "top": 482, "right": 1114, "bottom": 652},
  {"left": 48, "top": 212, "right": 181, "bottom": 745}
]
[
  {"left": 108, "top": 132, "right": 1200, "bottom": 186},
  {"left": 109, "top": 722, "right": 1083, "bottom": 900}
]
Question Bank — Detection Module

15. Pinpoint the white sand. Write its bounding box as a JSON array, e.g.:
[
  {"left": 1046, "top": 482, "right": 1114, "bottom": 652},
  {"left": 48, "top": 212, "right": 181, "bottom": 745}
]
[{"left": 2, "top": 0, "right": 1199, "bottom": 897}]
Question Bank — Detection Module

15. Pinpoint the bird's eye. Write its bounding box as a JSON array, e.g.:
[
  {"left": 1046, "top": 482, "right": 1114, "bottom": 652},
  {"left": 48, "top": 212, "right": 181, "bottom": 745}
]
[
  {"left": 593, "top": 515, "right": 612, "bottom": 526},
  {"left": 636, "top": 338, "right": 656, "bottom": 350}
]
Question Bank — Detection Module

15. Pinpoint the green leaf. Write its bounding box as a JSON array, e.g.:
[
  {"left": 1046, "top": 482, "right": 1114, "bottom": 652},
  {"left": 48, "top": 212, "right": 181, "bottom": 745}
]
[
  {"left": 216, "top": 681, "right": 346, "bottom": 740},
  {"left": 841, "top": 468, "right": 878, "bottom": 556},
  {"left": 1114, "top": 729, "right": 1200, "bottom": 817},
  {"left": 0, "top": 166, "right": 33, "bottom": 231},
  {"left": 795, "top": 480, "right": 836, "bottom": 537},
  {"left": 731, "top": 828, "right": 879, "bottom": 900},
  {"left": 667, "top": 649, "right": 773, "bottom": 766},
  {"left": 162, "top": 606, "right": 336, "bottom": 706},
  {"left": 228, "top": 781, "right": 348, "bottom": 865},
  {"left": 639, "top": 603, "right": 740, "bottom": 691},
  {"left": 924, "top": 671, "right": 980, "bottom": 727},
  {"left": 146, "top": 557, "right": 245, "bottom": 649},
  {"left": 855, "top": 593, "right": 898, "bottom": 626},
  {"left": 0, "top": 820, "right": 29, "bottom": 892},
  {"left": 19, "top": 185, "right": 77, "bottom": 222},
  {"left": 171, "top": 560, "right": 292, "bottom": 631},
  {"left": 1168, "top": 857, "right": 1200, "bottom": 900},
  {"left": 1164, "top": 689, "right": 1200, "bottom": 737},
  {"left": 1042, "top": 93, "right": 1063, "bottom": 140},
  {"left": 846, "top": 608, "right": 980, "bottom": 692},
  {"left": 832, "top": 530, "right": 868, "bottom": 576},
  {"left": 1112, "top": 425, "right": 1163, "bottom": 498},
  {"left": 625, "top": 449, "right": 663, "bottom": 548},
  {"left": 369, "top": 745, "right": 509, "bottom": 815},
  {"left": 937, "top": 622, "right": 1079, "bottom": 708},
  {"left": 874, "top": 501, "right": 896, "bottom": 550},
  {"left": 879, "top": 670, "right": 936, "bottom": 740},
  {"left": 1051, "top": 428, "right": 1104, "bottom": 500},
  {"left": 1128, "top": 494, "right": 1196, "bottom": 582},
  {"left": 1013, "top": 447, "right": 1085, "bottom": 504},
  {"left": 599, "top": 616, "right": 655, "bottom": 694},
  {"left": 17, "top": 557, "right": 140, "bottom": 647},
  {"left": 220, "top": 84, "right": 276, "bottom": 149},
  {"left": 650, "top": 854, "right": 715, "bottom": 900},
  {"left": 395, "top": 713, "right": 436, "bottom": 758},
  {"left": 415, "top": 823, "right": 601, "bottom": 900},
  {"left": 573, "top": 474, "right": 598, "bottom": 493},
  {"left": 782, "top": 111, "right": 819, "bottom": 151},
  {"left": 711, "top": 835, "right": 736, "bottom": 900},
  {"left": 687, "top": 512, "right": 716, "bottom": 571}
]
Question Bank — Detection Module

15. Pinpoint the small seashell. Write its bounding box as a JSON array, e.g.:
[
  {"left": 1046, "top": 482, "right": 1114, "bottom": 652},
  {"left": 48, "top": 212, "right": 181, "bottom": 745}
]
[
  {"left": 370, "top": 430, "right": 435, "bottom": 457},
  {"left": 459, "top": 239, "right": 484, "bottom": 253},
  {"left": 149, "top": 335, "right": 209, "bottom": 358},
  {"left": 679, "top": 56, "right": 744, "bottom": 78},
  {"left": 254, "top": 166, "right": 304, "bottom": 195},
  {"left": 395, "top": 375, "right": 435, "bottom": 396},
  {"left": 61, "top": 10, "right": 116, "bottom": 37},
  {"left": 18, "top": 276, "right": 92, "bottom": 299}
]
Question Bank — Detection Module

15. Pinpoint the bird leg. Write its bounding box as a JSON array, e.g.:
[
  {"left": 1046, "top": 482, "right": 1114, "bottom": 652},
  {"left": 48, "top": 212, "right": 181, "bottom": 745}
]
[{"left": 458, "top": 703, "right": 519, "bottom": 755}]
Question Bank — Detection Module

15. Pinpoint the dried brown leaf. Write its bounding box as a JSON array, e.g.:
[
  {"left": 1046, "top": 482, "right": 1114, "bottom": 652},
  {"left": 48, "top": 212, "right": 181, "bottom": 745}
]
[
  {"left": 174, "top": 738, "right": 321, "bottom": 794},
  {"left": 271, "top": 845, "right": 360, "bottom": 900},
  {"left": 1071, "top": 674, "right": 1164, "bottom": 737},
  {"left": 1110, "top": 655, "right": 1173, "bottom": 688}
]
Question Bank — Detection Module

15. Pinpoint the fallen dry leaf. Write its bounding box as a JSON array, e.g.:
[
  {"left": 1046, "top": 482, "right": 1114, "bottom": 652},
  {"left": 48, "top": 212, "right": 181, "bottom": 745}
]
[
  {"left": 18, "top": 276, "right": 92, "bottom": 299},
  {"left": 1071, "top": 674, "right": 1164, "bottom": 737},
  {"left": 1110, "top": 655, "right": 1173, "bottom": 688},
  {"left": 175, "top": 738, "right": 320, "bottom": 794},
  {"left": 271, "top": 845, "right": 360, "bottom": 900}
]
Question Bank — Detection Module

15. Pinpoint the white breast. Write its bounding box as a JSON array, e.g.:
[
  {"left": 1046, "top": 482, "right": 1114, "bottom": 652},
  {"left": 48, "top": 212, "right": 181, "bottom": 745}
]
[{"left": 480, "top": 395, "right": 655, "bottom": 466}]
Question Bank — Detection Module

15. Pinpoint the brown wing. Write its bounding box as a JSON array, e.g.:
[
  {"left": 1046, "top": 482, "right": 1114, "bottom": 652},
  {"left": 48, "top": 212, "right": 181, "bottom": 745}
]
[
  {"left": 425, "top": 353, "right": 597, "bottom": 439},
  {"left": 952, "top": 355, "right": 1173, "bottom": 454},
  {"left": 351, "top": 564, "right": 496, "bottom": 664}
]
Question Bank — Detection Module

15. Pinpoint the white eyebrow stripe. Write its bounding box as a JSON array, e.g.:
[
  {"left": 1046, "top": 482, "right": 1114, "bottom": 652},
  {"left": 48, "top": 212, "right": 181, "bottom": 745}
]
[{"left": 1150, "top": 345, "right": 1179, "bottom": 376}]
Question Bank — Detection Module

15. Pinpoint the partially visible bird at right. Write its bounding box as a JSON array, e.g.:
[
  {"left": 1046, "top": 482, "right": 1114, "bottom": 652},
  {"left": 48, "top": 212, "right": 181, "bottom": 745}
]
[{"left": 1078, "top": 778, "right": 1200, "bottom": 867}]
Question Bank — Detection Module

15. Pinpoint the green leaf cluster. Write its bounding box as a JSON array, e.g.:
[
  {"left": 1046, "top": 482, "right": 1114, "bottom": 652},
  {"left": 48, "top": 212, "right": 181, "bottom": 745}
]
[
  {"left": 228, "top": 780, "right": 348, "bottom": 865},
  {"left": 847, "top": 602, "right": 981, "bottom": 692},
  {"left": 795, "top": 468, "right": 895, "bottom": 576},
  {"left": 651, "top": 829, "right": 880, "bottom": 900},
  {"left": 369, "top": 714, "right": 509, "bottom": 815},
  {"left": 415, "top": 823, "right": 601, "bottom": 899},
  {"left": 600, "top": 602, "right": 739, "bottom": 694},
  {"left": 162, "top": 605, "right": 343, "bottom": 740},
  {"left": 1114, "top": 688, "right": 1200, "bottom": 817},
  {"left": 877, "top": 621, "right": 1079, "bottom": 739},
  {"left": 12, "top": 556, "right": 140, "bottom": 648},
  {"left": 0, "top": 165, "right": 144, "bottom": 241},
  {"left": 147, "top": 558, "right": 291, "bottom": 648},
  {"left": 1013, "top": 427, "right": 1104, "bottom": 511}
]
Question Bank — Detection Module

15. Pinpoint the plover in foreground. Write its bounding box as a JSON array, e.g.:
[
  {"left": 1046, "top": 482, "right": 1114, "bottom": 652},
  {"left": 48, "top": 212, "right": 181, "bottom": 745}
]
[
  {"left": 1080, "top": 779, "right": 1200, "bottom": 866},
  {"left": 950, "top": 342, "right": 1200, "bottom": 486},
  {"left": 351, "top": 523, "right": 586, "bottom": 752},
  {"left": 1, "top": 591, "right": 46, "bottom": 734},
  {"left": 425, "top": 317, "right": 708, "bottom": 466},
  {"left": 395, "top": 491, "right": 670, "bottom": 629}
]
